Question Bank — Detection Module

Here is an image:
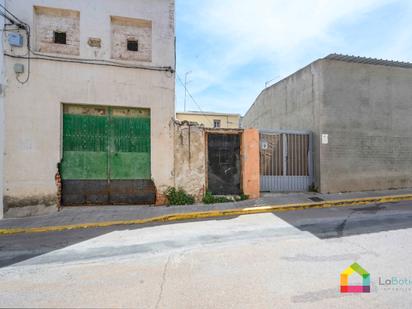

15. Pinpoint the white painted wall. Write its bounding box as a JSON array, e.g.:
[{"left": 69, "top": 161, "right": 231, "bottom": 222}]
[
  {"left": 3, "top": 0, "right": 175, "bottom": 211},
  {"left": 0, "top": 0, "right": 4, "bottom": 218}
]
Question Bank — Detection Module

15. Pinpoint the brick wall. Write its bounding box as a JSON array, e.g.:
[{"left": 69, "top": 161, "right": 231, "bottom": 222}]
[
  {"left": 111, "top": 16, "right": 152, "bottom": 62},
  {"left": 34, "top": 6, "right": 80, "bottom": 56}
]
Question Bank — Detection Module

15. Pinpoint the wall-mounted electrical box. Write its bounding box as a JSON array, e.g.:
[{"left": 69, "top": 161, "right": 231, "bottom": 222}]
[
  {"left": 14, "top": 63, "right": 24, "bottom": 74},
  {"left": 8, "top": 33, "right": 24, "bottom": 47}
]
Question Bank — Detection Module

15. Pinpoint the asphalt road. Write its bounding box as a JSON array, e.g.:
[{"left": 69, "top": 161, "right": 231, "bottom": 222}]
[{"left": 0, "top": 201, "right": 412, "bottom": 308}]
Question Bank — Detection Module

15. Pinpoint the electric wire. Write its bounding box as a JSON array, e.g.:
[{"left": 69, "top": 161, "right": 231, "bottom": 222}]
[
  {"left": 0, "top": 5, "right": 31, "bottom": 84},
  {"left": 0, "top": 5, "right": 174, "bottom": 84},
  {"left": 176, "top": 73, "right": 213, "bottom": 126}
]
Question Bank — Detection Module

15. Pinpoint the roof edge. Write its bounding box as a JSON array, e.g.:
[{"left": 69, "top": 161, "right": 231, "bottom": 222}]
[{"left": 324, "top": 53, "right": 412, "bottom": 69}]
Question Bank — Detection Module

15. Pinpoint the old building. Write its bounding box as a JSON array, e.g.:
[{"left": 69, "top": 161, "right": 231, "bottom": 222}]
[
  {"left": 176, "top": 111, "right": 241, "bottom": 128},
  {"left": 173, "top": 121, "right": 260, "bottom": 201},
  {"left": 1, "top": 0, "right": 175, "bottom": 216},
  {"left": 0, "top": 1, "right": 4, "bottom": 219},
  {"left": 243, "top": 54, "right": 412, "bottom": 194}
]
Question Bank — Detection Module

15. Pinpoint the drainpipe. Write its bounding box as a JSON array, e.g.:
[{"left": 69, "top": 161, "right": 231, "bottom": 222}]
[{"left": 0, "top": 0, "right": 5, "bottom": 219}]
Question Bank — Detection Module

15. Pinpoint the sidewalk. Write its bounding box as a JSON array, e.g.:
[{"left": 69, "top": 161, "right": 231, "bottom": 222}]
[{"left": 1, "top": 188, "right": 412, "bottom": 233}]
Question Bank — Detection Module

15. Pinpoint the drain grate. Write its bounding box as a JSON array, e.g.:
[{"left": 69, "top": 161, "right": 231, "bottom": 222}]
[{"left": 308, "top": 196, "right": 324, "bottom": 202}]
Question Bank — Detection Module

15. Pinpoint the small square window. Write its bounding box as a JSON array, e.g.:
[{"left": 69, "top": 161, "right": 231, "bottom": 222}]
[
  {"left": 127, "top": 39, "right": 138, "bottom": 52},
  {"left": 54, "top": 31, "right": 67, "bottom": 44},
  {"left": 213, "top": 120, "right": 221, "bottom": 128}
]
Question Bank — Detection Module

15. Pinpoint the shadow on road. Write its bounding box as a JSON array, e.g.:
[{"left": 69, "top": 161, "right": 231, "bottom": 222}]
[
  {"left": 2, "top": 201, "right": 411, "bottom": 269},
  {"left": 274, "top": 201, "right": 412, "bottom": 239},
  {"left": 0, "top": 216, "right": 238, "bottom": 269}
]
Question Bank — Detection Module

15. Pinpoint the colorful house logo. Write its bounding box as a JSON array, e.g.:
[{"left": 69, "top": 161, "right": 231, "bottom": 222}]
[{"left": 340, "top": 263, "right": 370, "bottom": 293}]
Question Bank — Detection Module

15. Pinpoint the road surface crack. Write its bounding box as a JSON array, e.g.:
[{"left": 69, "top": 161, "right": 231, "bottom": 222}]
[
  {"left": 335, "top": 210, "right": 356, "bottom": 237},
  {"left": 155, "top": 255, "right": 172, "bottom": 309}
]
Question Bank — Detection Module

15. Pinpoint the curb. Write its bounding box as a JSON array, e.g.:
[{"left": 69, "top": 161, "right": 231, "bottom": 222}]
[{"left": 1, "top": 194, "right": 412, "bottom": 235}]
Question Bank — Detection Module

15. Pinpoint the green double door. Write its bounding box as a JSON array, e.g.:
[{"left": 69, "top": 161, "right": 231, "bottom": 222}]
[{"left": 61, "top": 105, "right": 156, "bottom": 206}]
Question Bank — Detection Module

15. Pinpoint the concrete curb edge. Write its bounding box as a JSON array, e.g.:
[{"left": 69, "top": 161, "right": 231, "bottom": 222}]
[{"left": 1, "top": 194, "right": 412, "bottom": 235}]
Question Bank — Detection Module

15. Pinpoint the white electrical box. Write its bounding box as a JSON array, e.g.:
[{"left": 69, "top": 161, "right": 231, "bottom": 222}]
[{"left": 8, "top": 33, "right": 24, "bottom": 47}]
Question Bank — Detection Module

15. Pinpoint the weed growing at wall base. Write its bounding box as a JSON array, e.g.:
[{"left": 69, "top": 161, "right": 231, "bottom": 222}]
[
  {"left": 202, "top": 192, "right": 249, "bottom": 204},
  {"left": 165, "top": 187, "right": 195, "bottom": 206}
]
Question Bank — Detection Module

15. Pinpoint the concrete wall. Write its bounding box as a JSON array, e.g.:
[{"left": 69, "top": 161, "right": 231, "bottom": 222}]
[
  {"left": 174, "top": 122, "right": 206, "bottom": 201},
  {"left": 243, "top": 57, "right": 412, "bottom": 193},
  {"left": 319, "top": 59, "right": 412, "bottom": 193},
  {"left": 3, "top": 0, "right": 175, "bottom": 212},
  {"left": 0, "top": 0, "right": 4, "bottom": 218},
  {"left": 242, "top": 63, "right": 323, "bottom": 190},
  {"left": 176, "top": 112, "right": 241, "bottom": 128}
]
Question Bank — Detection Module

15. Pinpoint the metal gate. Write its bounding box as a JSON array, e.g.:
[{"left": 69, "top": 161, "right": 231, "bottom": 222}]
[
  {"left": 60, "top": 105, "right": 156, "bottom": 206},
  {"left": 207, "top": 133, "right": 241, "bottom": 195},
  {"left": 260, "top": 130, "right": 313, "bottom": 192}
]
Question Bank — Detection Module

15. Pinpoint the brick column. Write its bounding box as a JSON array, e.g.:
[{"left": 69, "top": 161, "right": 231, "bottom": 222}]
[{"left": 241, "top": 129, "right": 260, "bottom": 199}]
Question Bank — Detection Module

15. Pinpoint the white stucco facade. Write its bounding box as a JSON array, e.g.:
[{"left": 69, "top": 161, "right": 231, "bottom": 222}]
[
  {"left": 0, "top": 0, "right": 4, "bottom": 218},
  {"left": 2, "top": 0, "right": 175, "bottom": 214}
]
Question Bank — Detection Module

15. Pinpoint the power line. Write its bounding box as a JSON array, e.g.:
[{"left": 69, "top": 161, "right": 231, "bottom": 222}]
[
  {"left": 0, "top": 4, "right": 31, "bottom": 84},
  {"left": 4, "top": 53, "right": 174, "bottom": 72},
  {"left": 0, "top": 3, "right": 26, "bottom": 27},
  {"left": 176, "top": 73, "right": 213, "bottom": 126}
]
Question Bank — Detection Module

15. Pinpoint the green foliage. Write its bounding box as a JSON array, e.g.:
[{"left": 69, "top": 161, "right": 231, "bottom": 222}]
[
  {"left": 202, "top": 192, "right": 232, "bottom": 204},
  {"left": 165, "top": 187, "right": 195, "bottom": 206},
  {"left": 238, "top": 194, "right": 249, "bottom": 201}
]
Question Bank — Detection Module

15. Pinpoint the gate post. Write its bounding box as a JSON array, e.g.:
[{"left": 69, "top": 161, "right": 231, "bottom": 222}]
[
  {"left": 241, "top": 129, "right": 260, "bottom": 199},
  {"left": 308, "top": 132, "right": 314, "bottom": 188}
]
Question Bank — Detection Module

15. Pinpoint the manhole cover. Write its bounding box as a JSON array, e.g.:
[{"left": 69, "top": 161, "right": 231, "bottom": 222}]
[{"left": 308, "top": 197, "right": 324, "bottom": 202}]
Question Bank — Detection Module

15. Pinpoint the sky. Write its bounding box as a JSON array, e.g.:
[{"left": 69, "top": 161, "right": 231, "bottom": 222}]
[{"left": 175, "top": 0, "right": 412, "bottom": 116}]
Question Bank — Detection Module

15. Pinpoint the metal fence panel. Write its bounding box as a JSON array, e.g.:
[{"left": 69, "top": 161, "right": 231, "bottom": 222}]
[{"left": 260, "top": 130, "right": 313, "bottom": 192}]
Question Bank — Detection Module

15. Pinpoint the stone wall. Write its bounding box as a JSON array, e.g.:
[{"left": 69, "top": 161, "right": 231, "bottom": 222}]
[
  {"left": 173, "top": 123, "right": 260, "bottom": 202},
  {"left": 34, "top": 6, "right": 80, "bottom": 56},
  {"left": 174, "top": 122, "right": 206, "bottom": 201},
  {"left": 111, "top": 16, "right": 152, "bottom": 62}
]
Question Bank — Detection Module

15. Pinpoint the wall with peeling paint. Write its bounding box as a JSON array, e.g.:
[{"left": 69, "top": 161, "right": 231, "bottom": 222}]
[
  {"left": 176, "top": 112, "right": 241, "bottom": 129},
  {"left": 174, "top": 122, "right": 206, "bottom": 201},
  {"left": 0, "top": 0, "right": 4, "bottom": 219},
  {"left": 2, "top": 0, "right": 175, "bottom": 213},
  {"left": 173, "top": 123, "right": 260, "bottom": 202}
]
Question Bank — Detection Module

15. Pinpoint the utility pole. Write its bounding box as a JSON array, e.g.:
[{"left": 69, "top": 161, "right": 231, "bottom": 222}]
[{"left": 184, "top": 71, "right": 192, "bottom": 112}]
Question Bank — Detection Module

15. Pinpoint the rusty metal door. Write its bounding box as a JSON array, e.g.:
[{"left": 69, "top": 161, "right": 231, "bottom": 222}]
[
  {"left": 207, "top": 133, "right": 241, "bottom": 195},
  {"left": 61, "top": 105, "right": 155, "bottom": 206},
  {"left": 260, "top": 130, "right": 313, "bottom": 192}
]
